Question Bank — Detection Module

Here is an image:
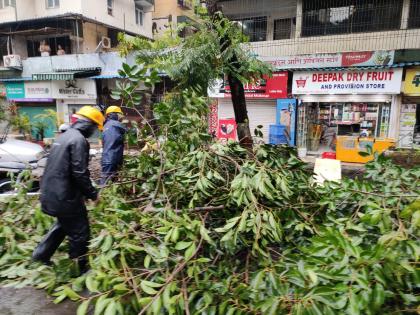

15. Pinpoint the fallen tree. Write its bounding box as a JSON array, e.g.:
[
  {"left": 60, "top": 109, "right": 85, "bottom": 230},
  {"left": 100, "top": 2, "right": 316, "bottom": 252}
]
[{"left": 0, "top": 85, "right": 419, "bottom": 314}]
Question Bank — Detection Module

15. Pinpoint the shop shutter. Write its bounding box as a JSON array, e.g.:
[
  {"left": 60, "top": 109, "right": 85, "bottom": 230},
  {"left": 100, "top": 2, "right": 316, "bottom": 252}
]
[{"left": 218, "top": 99, "right": 277, "bottom": 143}]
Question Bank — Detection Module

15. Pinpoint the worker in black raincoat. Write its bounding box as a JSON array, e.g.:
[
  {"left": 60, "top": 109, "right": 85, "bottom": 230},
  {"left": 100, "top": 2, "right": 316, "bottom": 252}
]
[
  {"left": 32, "top": 106, "right": 104, "bottom": 274},
  {"left": 100, "top": 106, "right": 126, "bottom": 185}
]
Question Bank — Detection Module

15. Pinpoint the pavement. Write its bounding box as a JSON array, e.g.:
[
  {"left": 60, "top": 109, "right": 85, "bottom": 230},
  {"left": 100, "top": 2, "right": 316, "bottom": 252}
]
[{"left": 0, "top": 287, "right": 78, "bottom": 315}]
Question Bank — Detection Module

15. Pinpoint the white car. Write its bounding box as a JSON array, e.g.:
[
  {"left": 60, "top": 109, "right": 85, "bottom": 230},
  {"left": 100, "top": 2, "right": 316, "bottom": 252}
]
[{"left": 0, "top": 138, "right": 46, "bottom": 193}]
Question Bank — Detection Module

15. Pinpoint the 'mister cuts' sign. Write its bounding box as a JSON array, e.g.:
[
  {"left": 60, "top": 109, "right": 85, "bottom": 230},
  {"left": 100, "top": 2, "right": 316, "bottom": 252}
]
[{"left": 292, "top": 69, "right": 403, "bottom": 95}]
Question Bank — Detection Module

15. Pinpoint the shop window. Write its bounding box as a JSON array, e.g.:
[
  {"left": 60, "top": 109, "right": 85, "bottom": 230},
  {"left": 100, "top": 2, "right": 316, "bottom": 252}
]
[
  {"left": 273, "top": 18, "right": 293, "bottom": 40},
  {"left": 408, "top": 0, "right": 420, "bottom": 29},
  {"left": 107, "top": 0, "right": 113, "bottom": 16},
  {"left": 135, "top": 7, "right": 144, "bottom": 26},
  {"left": 46, "top": 0, "right": 59, "bottom": 9},
  {"left": 302, "top": 0, "right": 403, "bottom": 37},
  {"left": 233, "top": 16, "right": 267, "bottom": 42}
]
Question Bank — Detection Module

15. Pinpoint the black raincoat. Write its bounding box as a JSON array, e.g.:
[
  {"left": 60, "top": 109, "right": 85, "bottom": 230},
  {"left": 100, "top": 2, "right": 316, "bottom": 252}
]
[
  {"left": 40, "top": 120, "right": 98, "bottom": 217},
  {"left": 33, "top": 120, "right": 98, "bottom": 270}
]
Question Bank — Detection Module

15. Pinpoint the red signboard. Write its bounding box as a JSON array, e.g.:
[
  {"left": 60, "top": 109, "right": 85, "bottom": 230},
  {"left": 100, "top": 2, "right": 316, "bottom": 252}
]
[
  {"left": 220, "top": 72, "right": 288, "bottom": 99},
  {"left": 217, "top": 118, "right": 237, "bottom": 141}
]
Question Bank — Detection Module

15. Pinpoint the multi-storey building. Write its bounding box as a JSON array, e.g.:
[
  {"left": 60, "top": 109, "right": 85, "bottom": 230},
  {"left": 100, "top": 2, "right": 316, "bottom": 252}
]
[
  {"left": 152, "top": 0, "right": 204, "bottom": 38},
  {"left": 0, "top": 0, "right": 153, "bottom": 59},
  {"left": 211, "top": 0, "right": 420, "bottom": 157},
  {"left": 0, "top": 0, "right": 154, "bottom": 139}
]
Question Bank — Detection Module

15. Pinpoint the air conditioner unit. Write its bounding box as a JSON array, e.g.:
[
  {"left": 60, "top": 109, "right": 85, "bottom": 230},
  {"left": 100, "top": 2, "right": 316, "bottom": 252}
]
[
  {"left": 3, "top": 55, "right": 22, "bottom": 68},
  {"left": 101, "top": 36, "right": 111, "bottom": 49}
]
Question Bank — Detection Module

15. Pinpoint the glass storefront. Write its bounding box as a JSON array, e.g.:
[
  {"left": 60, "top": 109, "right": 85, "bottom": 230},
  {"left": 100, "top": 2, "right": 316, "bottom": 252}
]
[{"left": 298, "top": 102, "right": 391, "bottom": 153}]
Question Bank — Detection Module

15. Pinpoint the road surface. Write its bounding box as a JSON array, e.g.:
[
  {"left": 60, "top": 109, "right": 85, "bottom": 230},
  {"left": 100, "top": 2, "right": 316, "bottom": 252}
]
[{"left": 0, "top": 287, "right": 78, "bottom": 315}]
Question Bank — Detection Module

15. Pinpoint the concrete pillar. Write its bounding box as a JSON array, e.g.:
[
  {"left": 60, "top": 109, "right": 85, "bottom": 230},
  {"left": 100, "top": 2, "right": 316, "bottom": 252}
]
[
  {"left": 295, "top": 0, "right": 303, "bottom": 38},
  {"left": 401, "top": 0, "right": 411, "bottom": 30},
  {"left": 389, "top": 95, "right": 401, "bottom": 140}
]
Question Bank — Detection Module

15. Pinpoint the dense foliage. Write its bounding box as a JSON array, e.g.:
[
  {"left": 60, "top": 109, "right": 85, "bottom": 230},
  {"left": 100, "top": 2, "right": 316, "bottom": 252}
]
[{"left": 0, "top": 85, "right": 419, "bottom": 315}]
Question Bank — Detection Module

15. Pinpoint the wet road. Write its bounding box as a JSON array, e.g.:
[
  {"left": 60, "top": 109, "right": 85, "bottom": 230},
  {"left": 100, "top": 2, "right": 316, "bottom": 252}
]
[{"left": 0, "top": 287, "right": 78, "bottom": 315}]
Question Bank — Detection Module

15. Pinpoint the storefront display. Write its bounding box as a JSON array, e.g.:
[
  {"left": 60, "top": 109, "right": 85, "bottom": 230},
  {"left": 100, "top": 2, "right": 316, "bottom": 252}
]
[
  {"left": 400, "top": 69, "right": 420, "bottom": 149},
  {"left": 292, "top": 69, "right": 402, "bottom": 162}
]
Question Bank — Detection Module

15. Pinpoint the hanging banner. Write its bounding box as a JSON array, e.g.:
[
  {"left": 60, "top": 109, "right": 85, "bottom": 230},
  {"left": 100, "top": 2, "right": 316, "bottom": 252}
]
[
  {"left": 51, "top": 79, "right": 97, "bottom": 99},
  {"left": 261, "top": 51, "right": 394, "bottom": 70},
  {"left": 292, "top": 69, "right": 403, "bottom": 95},
  {"left": 217, "top": 118, "right": 237, "bottom": 141},
  {"left": 341, "top": 51, "right": 394, "bottom": 67},
  {"left": 276, "top": 99, "right": 297, "bottom": 146},
  {"left": 403, "top": 69, "right": 420, "bottom": 96},
  {"left": 398, "top": 104, "right": 417, "bottom": 148},
  {"left": 209, "top": 72, "right": 288, "bottom": 99}
]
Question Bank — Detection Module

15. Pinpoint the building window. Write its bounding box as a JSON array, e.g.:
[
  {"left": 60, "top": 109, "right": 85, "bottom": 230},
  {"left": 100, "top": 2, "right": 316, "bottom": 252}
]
[
  {"left": 46, "top": 0, "right": 59, "bottom": 9},
  {"left": 0, "top": 0, "right": 16, "bottom": 8},
  {"left": 234, "top": 16, "right": 267, "bottom": 42},
  {"left": 107, "top": 0, "right": 113, "bottom": 16},
  {"left": 408, "top": 0, "right": 420, "bottom": 29},
  {"left": 135, "top": 7, "right": 144, "bottom": 26},
  {"left": 274, "top": 18, "right": 292, "bottom": 40},
  {"left": 302, "top": 0, "right": 403, "bottom": 37}
]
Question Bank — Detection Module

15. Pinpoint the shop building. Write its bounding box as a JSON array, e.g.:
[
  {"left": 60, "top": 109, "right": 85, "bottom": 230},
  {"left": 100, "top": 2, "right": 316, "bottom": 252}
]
[
  {"left": 399, "top": 68, "right": 420, "bottom": 148},
  {"left": 292, "top": 68, "right": 403, "bottom": 161},
  {"left": 209, "top": 71, "right": 295, "bottom": 144}
]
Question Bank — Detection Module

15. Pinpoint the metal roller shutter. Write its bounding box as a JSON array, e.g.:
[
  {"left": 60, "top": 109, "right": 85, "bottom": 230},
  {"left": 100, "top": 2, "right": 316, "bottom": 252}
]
[{"left": 218, "top": 99, "right": 277, "bottom": 143}]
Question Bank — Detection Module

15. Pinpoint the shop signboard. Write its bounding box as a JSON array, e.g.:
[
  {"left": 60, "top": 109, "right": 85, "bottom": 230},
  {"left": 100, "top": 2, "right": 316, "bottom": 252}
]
[
  {"left": 6, "top": 81, "right": 54, "bottom": 102},
  {"left": 52, "top": 79, "right": 97, "bottom": 99},
  {"left": 261, "top": 50, "right": 394, "bottom": 70},
  {"left": 276, "top": 99, "right": 297, "bottom": 146},
  {"left": 5, "top": 82, "right": 25, "bottom": 99},
  {"left": 292, "top": 69, "right": 403, "bottom": 95},
  {"left": 209, "top": 72, "right": 288, "bottom": 99},
  {"left": 217, "top": 118, "right": 237, "bottom": 142},
  {"left": 403, "top": 69, "right": 420, "bottom": 96}
]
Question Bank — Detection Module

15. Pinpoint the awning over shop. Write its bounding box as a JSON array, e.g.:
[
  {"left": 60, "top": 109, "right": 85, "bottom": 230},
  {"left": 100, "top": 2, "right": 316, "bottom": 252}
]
[{"left": 32, "top": 67, "right": 101, "bottom": 81}]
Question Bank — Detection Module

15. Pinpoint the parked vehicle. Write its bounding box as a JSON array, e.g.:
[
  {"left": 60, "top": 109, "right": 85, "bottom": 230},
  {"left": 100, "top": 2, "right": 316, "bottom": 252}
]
[{"left": 0, "top": 125, "right": 46, "bottom": 194}]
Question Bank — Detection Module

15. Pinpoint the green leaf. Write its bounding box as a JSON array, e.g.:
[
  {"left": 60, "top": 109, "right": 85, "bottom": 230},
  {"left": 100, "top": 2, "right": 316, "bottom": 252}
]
[
  {"left": 175, "top": 241, "right": 193, "bottom": 250},
  {"left": 140, "top": 281, "right": 158, "bottom": 295},
  {"left": 144, "top": 254, "right": 151, "bottom": 268},
  {"left": 184, "top": 242, "right": 196, "bottom": 260},
  {"left": 372, "top": 283, "right": 385, "bottom": 310},
  {"left": 77, "top": 300, "right": 90, "bottom": 315},
  {"left": 104, "top": 300, "right": 117, "bottom": 315},
  {"left": 94, "top": 295, "right": 110, "bottom": 315}
]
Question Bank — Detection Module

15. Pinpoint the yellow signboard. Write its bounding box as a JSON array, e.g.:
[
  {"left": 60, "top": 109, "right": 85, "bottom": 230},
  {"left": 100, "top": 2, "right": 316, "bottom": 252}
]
[{"left": 404, "top": 68, "right": 420, "bottom": 95}]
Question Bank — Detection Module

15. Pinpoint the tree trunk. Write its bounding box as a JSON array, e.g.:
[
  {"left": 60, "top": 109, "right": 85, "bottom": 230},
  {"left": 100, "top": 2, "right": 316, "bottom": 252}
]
[
  {"left": 227, "top": 73, "right": 253, "bottom": 148},
  {"left": 206, "top": 0, "right": 253, "bottom": 149}
]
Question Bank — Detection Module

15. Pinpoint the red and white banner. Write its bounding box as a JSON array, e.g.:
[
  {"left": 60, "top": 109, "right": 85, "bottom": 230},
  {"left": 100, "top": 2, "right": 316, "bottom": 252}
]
[
  {"left": 209, "top": 72, "right": 288, "bottom": 99},
  {"left": 292, "top": 69, "right": 403, "bottom": 95},
  {"left": 217, "top": 118, "right": 237, "bottom": 141},
  {"left": 261, "top": 51, "right": 394, "bottom": 70}
]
